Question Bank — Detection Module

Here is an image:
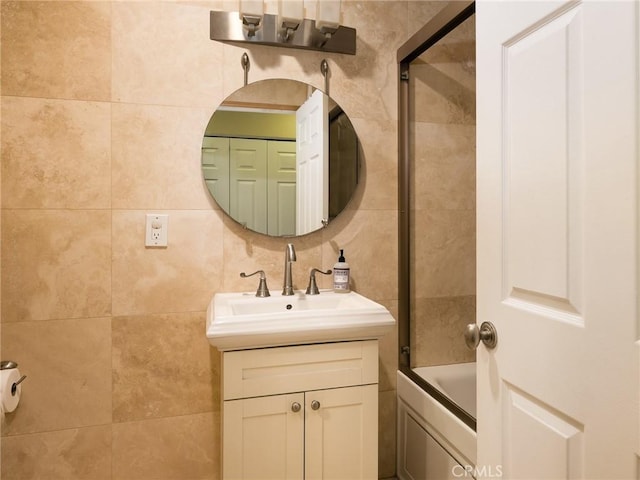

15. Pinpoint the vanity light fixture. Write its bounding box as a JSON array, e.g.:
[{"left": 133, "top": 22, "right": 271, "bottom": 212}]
[
  {"left": 279, "top": 0, "right": 303, "bottom": 41},
  {"left": 239, "top": 0, "right": 264, "bottom": 37},
  {"left": 210, "top": 0, "right": 356, "bottom": 55},
  {"left": 316, "top": 0, "right": 341, "bottom": 40}
]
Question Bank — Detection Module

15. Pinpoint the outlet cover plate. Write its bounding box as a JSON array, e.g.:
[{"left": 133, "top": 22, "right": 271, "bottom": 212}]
[{"left": 145, "top": 214, "right": 168, "bottom": 247}]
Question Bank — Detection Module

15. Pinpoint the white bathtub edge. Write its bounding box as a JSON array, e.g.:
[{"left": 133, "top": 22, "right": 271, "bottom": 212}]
[{"left": 397, "top": 370, "right": 477, "bottom": 467}]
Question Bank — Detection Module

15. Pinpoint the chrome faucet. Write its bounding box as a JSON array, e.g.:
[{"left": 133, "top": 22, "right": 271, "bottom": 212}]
[
  {"left": 282, "top": 243, "right": 297, "bottom": 295},
  {"left": 305, "top": 268, "right": 332, "bottom": 295}
]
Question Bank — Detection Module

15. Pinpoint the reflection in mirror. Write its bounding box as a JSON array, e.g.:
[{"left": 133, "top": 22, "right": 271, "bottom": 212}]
[{"left": 202, "top": 79, "right": 359, "bottom": 237}]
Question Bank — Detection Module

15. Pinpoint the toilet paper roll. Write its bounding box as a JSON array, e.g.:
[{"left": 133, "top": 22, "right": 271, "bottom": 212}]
[{"left": 1, "top": 368, "right": 22, "bottom": 413}]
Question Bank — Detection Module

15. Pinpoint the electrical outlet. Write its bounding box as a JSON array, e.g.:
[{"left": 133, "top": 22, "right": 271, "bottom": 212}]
[{"left": 145, "top": 214, "right": 168, "bottom": 247}]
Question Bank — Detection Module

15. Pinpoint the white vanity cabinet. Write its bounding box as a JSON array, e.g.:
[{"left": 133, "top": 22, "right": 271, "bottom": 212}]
[{"left": 221, "top": 340, "right": 379, "bottom": 480}]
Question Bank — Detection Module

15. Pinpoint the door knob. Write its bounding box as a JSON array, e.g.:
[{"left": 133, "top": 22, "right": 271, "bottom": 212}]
[
  {"left": 311, "top": 400, "right": 321, "bottom": 410},
  {"left": 464, "top": 321, "right": 498, "bottom": 350},
  {"left": 291, "top": 402, "right": 301, "bottom": 412}
]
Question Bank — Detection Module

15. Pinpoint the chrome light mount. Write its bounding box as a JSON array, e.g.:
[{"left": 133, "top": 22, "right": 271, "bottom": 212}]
[{"left": 210, "top": 11, "right": 356, "bottom": 55}]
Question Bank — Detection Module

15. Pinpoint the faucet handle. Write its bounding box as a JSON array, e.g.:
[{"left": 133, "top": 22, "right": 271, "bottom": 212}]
[
  {"left": 240, "top": 271, "right": 271, "bottom": 297},
  {"left": 305, "top": 268, "right": 332, "bottom": 295}
]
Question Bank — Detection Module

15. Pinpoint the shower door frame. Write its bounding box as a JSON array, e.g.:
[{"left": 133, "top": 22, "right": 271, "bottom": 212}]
[{"left": 397, "top": 0, "right": 476, "bottom": 431}]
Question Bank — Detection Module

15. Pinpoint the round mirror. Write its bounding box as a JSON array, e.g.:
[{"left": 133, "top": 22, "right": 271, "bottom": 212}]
[{"left": 202, "top": 79, "right": 360, "bottom": 237}]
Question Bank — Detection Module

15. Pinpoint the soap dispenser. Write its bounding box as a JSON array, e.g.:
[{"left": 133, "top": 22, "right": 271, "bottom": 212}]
[{"left": 333, "top": 249, "right": 350, "bottom": 293}]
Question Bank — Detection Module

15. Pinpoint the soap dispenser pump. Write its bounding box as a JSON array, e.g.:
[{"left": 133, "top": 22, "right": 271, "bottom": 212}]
[{"left": 333, "top": 249, "right": 350, "bottom": 293}]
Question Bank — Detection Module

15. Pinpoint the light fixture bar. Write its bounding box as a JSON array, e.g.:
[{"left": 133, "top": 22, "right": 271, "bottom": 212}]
[{"left": 210, "top": 10, "right": 356, "bottom": 55}]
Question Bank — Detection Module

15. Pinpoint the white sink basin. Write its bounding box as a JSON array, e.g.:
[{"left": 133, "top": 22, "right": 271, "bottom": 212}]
[{"left": 206, "top": 290, "right": 396, "bottom": 351}]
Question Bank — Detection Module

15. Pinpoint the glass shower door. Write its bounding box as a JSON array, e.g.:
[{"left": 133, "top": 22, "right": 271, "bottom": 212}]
[{"left": 398, "top": 2, "right": 477, "bottom": 428}]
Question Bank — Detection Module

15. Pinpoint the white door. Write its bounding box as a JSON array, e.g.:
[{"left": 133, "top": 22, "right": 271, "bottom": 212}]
[
  {"left": 296, "top": 89, "right": 329, "bottom": 235},
  {"left": 229, "top": 138, "right": 268, "bottom": 234},
  {"left": 476, "top": 1, "right": 638, "bottom": 478},
  {"left": 201, "top": 136, "right": 230, "bottom": 212},
  {"left": 267, "top": 140, "right": 297, "bottom": 236}
]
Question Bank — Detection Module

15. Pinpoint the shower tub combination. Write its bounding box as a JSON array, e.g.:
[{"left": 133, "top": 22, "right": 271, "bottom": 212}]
[
  {"left": 396, "top": 1, "right": 478, "bottom": 479},
  {"left": 397, "top": 363, "right": 477, "bottom": 480}
]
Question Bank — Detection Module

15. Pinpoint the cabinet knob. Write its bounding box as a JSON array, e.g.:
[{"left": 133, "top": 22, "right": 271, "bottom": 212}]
[
  {"left": 311, "top": 400, "right": 321, "bottom": 410},
  {"left": 291, "top": 402, "right": 301, "bottom": 412}
]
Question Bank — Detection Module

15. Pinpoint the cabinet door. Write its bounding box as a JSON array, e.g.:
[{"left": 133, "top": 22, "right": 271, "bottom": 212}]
[
  {"left": 224, "top": 393, "right": 304, "bottom": 480},
  {"left": 305, "top": 384, "right": 378, "bottom": 480}
]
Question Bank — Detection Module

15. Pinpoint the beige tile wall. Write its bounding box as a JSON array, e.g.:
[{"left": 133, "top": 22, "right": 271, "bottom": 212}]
[
  {"left": 0, "top": 1, "right": 441, "bottom": 478},
  {"left": 409, "top": 14, "right": 477, "bottom": 368}
]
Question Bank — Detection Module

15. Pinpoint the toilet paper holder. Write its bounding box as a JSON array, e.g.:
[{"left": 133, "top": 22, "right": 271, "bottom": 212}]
[{"left": 1, "top": 360, "right": 26, "bottom": 396}]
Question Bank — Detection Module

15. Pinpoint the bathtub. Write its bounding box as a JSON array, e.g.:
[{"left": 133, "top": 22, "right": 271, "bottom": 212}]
[{"left": 397, "top": 363, "right": 477, "bottom": 480}]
